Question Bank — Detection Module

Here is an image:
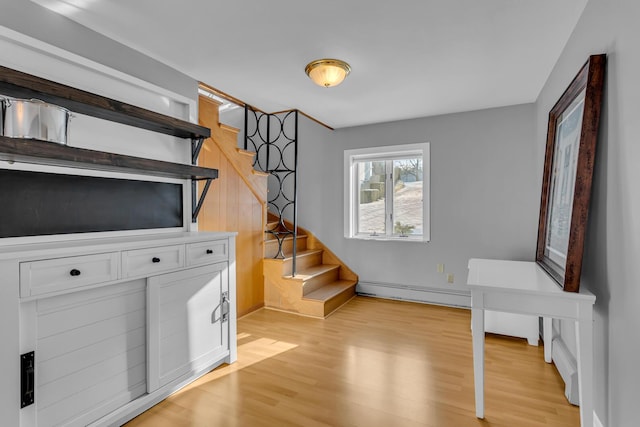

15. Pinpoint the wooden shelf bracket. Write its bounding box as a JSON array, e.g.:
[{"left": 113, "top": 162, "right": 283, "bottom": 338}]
[
  {"left": 191, "top": 137, "right": 205, "bottom": 165},
  {"left": 191, "top": 136, "right": 209, "bottom": 223},
  {"left": 192, "top": 177, "right": 213, "bottom": 222}
]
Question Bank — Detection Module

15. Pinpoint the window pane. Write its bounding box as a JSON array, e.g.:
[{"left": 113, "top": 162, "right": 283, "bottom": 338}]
[
  {"left": 392, "top": 158, "right": 423, "bottom": 236},
  {"left": 356, "top": 160, "right": 386, "bottom": 235}
]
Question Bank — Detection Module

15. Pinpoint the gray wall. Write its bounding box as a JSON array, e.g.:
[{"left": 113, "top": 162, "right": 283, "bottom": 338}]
[
  {"left": 534, "top": 0, "right": 640, "bottom": 425},
  {"left": 0, "top": 0, "right": 196, "bottom": 101},
  {"left": 297, "top": 104, "right": 538, "bottom": 293}
]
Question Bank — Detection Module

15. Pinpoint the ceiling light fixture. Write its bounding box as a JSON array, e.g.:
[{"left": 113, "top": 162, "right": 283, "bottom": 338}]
[{"left": 305, "top": 59, "right": 351, "bottom": 88}]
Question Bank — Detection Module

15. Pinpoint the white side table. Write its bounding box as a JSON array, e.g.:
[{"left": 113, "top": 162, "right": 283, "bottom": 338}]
[{"left": 467, "top": 258, "right": 595, "bottom": 427}]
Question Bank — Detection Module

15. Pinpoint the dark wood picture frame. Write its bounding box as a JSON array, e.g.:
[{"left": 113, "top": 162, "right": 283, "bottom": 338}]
[{"left": 536, "top": 54, "right": 606, "bottom": 292}]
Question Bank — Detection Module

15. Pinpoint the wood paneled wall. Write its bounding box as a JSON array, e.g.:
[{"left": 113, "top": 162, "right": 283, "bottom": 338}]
[{"left": 198, "top": 96, "right": 266, "bottom": 317}]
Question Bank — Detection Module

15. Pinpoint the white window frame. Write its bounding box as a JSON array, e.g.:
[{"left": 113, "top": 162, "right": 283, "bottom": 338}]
[{"left": 344, "top": 143, "right": 430, "bottom": 242}]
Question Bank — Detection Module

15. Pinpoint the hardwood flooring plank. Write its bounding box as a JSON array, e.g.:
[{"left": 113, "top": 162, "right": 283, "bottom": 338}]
[{"left": 125, "top": 297, "right": 579, "bottom": 427}]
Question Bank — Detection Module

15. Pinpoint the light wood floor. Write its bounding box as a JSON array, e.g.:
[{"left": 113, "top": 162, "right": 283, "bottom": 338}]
[{"left": 125, "top": 297, "right": 579, "bottom": 427}]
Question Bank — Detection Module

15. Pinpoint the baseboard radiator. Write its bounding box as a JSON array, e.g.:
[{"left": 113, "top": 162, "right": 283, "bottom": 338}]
[{"left": 356, "top": 281, "right": 470, "bottom": 308}]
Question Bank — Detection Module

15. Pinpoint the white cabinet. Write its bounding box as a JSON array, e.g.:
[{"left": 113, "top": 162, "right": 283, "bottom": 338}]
[
  {"left": 0, "top": 232, "right": 237, "bottom": 427},
  {"left": 147, "top": 262, "right": 229, "bottom": 392}
]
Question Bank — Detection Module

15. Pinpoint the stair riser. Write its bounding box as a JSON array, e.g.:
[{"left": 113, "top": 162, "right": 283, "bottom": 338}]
[
  {"left": 265, "top": 221, "right": 286, "bottom": 230},
  {"left": 264, "top": 280, "right": 303, "bottom": 310},
  {"left": 302, "top": 268, "right": 339, "bottom": 295},
  {"left": 282, "top": 251, "right": 323, "bottom": 276},
  {"left": 264, "top": 222, "right": 283, "bottom": 240},
  {"left": 300, "top": 286, "right": 356, "bottom": 318},
  {"left": 322, "top": 287, "right": 356, "bottom": 317},
  {"left": 264, "top": 236, "right": 308, "bottom": 259}
]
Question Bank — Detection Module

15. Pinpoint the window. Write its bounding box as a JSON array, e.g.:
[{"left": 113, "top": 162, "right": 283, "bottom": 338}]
[{"left": 344, "top": 143, "right": 430, "bottom": 241}]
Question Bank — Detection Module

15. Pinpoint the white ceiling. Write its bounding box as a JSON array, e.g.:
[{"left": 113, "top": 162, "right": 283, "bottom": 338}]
[{"left": 31, "top": 0, "right": 587, "bottom": 129}]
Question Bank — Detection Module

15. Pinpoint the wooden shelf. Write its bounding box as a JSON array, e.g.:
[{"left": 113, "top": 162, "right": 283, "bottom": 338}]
[
  {"left": 0, "top": 136, "right": 217, "bottom": 180},
  {"left": 0, "top": 65, "right": 210, "bottom": 140},
  {"left": 0, "top": 65, "right": 217, "bottom": 222}
]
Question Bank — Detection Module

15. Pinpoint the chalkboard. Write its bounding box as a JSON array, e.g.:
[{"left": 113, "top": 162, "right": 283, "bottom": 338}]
[{"left": 0, "top": 169, "right": 183, "bottom": 238}]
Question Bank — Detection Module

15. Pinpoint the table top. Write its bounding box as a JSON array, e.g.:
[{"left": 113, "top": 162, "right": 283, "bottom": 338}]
[{"left": 467, "top": 258, "right": 595, "bottom": 302}]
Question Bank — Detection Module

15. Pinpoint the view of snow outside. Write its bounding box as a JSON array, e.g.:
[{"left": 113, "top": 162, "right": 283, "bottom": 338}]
[{"left": 357, "top": 158, "right": 423, "bottom": 236}]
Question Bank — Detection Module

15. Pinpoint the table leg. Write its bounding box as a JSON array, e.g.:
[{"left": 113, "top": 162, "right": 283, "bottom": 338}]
[
  {"left": 471, "top": 305, "right": 485, "bottom": 419},
  {"left": 543, "top": 317, "right": 553, "bottom": 363},
  {"left": 575, "top": 308, "right": 593, "bottom": 427}
]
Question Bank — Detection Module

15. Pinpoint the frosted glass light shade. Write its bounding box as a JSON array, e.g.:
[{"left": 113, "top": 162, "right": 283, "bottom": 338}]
[{"left": 305, "top": 59, "right": 351, "bottom": 87}]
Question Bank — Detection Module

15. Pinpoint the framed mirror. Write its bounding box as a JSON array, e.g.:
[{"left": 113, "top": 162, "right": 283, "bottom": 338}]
[{"left": 536, "top": 54, "right": 606, "bottom": 292}]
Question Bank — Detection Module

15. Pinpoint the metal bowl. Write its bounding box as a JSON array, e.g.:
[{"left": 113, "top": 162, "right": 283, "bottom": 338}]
[{"left": 1, "top": 97, "right": 72, "bottom": 145}]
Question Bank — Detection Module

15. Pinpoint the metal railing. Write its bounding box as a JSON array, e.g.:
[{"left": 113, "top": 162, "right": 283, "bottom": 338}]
[{"left": 245, "top": 106, "right": 299, "bottom": 276}]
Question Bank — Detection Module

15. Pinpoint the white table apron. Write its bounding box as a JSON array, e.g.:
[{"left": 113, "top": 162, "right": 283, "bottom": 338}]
[{"left": 467, "top": 258, "right": 596, "bottom": 427}]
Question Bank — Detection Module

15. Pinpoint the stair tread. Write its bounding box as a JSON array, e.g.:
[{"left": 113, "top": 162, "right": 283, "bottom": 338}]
[
  {"left": 264, "top": 233, "right": 308, "bottom": 242},
  {"left": 281, "top": 248, "right": 322, "bottom": 261},
  {"left": 283, "top": 263, "right": 339, "bottom": 279},
  {"left": 303, "top": 280, "right": 357, "bottom": 302},
  {"left": 221, "top": 123, "right": 240, "bottom": 134},
  {"left": 266, "top": 230, "right": 296, "bottom": 236},
  {"left": 264, "top": 234, "right": 308, "bottom": 244},
  {"left": 264, "top": 231, "right": 307, "bottom": 242},
  {"left": 236, "top": 147, "right": 255, "bottom": 157}
]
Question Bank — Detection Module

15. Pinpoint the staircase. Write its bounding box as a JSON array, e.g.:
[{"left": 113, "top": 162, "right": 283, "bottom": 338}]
[
  {"left": 198, "top": 94, "right": 358, "bottom": 318},
  {"left": 241, "top": 105, "right": 357, "bottom": 318},
  {"left": 263, "top": 216, "right": 357, "bottom": 318}
]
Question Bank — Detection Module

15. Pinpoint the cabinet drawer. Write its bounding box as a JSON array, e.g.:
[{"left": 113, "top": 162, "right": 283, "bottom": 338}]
[
  {"left": 122, "top": 244, "right": 185, "bottom": 278},
  {"left": 20, "top": 252, "right": 119, "bottom": 297},
  {"left": 186, "top": 240, "right": 228, "bottom": 266}
]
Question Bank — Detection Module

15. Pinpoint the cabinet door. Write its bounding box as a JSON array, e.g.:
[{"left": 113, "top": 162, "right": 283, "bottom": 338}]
[
  {"left": 147, "top": 262, "right": 229, "bottom": 393},
  {"left": 32, "top": 281, "right": 147, "bottom": 427}
]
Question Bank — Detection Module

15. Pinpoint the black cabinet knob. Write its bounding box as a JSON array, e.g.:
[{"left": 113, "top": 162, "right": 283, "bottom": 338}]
[
  {"left": 152, "top": 257, "right": 161, "bottom": 263},
  {"left": 206, "top": 249, "right": 213, "bottom": 254},
  {"left": 70, "top": 269, "right": 81, "bottom": 277}
]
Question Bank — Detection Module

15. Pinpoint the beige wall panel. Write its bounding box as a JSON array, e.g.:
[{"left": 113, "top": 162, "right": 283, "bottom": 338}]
[{"left": 198, "top": 96, "right": 266, "bottom": 317}]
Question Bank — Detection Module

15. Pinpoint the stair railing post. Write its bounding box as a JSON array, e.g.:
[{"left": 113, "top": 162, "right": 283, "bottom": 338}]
[
  {"left": 243, "top": 105, "right": 248, "bottom": 151},
  {"left": 291, "top": 110, "right": 299, "bottom": 277},
  {"left": 266, "top": 112, "right": 271, "bottom": 183}
]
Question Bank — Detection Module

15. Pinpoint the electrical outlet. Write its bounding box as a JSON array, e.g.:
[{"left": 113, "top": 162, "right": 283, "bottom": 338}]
[
  {"left": 437, "top": 263, "right": 444, "bottom": 273},
  {"left": 446, "top": 273, "right": 454, "bottom": 284}
]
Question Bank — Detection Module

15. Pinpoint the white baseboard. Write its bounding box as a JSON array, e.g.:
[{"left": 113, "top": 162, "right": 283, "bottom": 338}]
[
  {"left": 594, "top": 411, "right": 604, "bottom": 427},
  {"left": 356, "top": 281, "right": 470, "bottom": 308},
  {"left": 551, "top": 336, "right": 580, "bottom": 405}
]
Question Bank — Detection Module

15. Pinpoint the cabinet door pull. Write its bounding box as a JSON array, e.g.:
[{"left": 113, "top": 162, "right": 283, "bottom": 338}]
[
  {"left": 152, "top": 257, "right": 161, "bottom": 263},
  {"left": 206, "top": 249, "right": 213, "bottom": 254},
  {"left": 69, "top": 269, "right": 81, "bottom": 276},
  {"left": 21, "top": 352, "right": 35, "bottom": 408},
  {"left": 221, "top": 292, "right": 230, "bottom": 322}
]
